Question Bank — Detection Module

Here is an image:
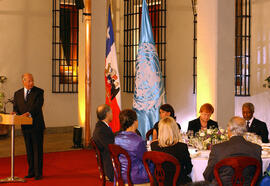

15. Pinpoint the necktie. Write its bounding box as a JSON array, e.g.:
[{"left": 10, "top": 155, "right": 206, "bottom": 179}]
[
  {"left": 26, "top": 90, "right": 30, "bottom": 101},
  {"left": 246, "top": 121, "right": 250, "bottom": 131}
]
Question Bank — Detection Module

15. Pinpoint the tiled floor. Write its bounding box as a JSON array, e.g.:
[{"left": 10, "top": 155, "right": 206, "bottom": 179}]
[{"left": 0, "top": 131, "right": 75, "bottom": 158}]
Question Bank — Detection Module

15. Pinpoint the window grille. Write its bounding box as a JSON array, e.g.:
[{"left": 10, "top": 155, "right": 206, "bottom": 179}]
[
  {"left": 235, "top": 0, "right": 251, "bottom": 96},
  {"left": 52, "top": 0, "right": 79, "bottom": 93},
  {"left": 123, "top": 0, "right": 167, "bottom": 93}
]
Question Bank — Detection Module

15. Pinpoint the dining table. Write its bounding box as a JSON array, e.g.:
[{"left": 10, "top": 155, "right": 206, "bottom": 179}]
[
  {"left": 146, "top": 140, "right": 270, "bottom": 182},
  {"left": 189, "top": 145, "right": 270, "bottom": 182}
]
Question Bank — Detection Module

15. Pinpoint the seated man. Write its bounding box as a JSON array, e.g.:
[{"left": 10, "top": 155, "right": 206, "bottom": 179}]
[
  {"left": 203, "top": 116, "right": 262, "bottom": 185},
  {"left": 92, "top": 104, "right": 114, "bottom": 181},
  {"left": 242, "top": 102, "right": 269, "bottom": 143}
]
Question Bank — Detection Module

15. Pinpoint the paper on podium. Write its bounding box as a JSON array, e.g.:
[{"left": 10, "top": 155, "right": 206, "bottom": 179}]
[{"left": 0, "top": 114, "right": 32, "bottom": 125}]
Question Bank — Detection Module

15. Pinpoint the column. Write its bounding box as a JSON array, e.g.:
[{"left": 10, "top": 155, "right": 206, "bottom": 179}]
[{"left": 197, "top": 0, "right": 235, "bottom": 128}]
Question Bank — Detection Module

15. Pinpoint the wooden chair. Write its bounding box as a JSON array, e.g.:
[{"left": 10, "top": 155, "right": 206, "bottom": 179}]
[
  {"left": 90, "top": 138, "right": 106, "bottom": 186},
  {"left": 146, "top": 128, "right": 154, "bottom": 140},
  {"left": 143, "top": 151, "right": 181, "bottom": 186},
  {"left": 108, "top": 144, "right": 133, "bottom": 186},
  {"left": 214, "top": 156, "right": 261, "bottom": 186}
]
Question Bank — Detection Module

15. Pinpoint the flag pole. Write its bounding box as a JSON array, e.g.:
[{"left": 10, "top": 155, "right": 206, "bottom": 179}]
[
  {"left": 109, "top": 0, "right": 113, "bottom": 20},
  {"left": 84, "top": 0, "right": 92, "bottom": 147}
]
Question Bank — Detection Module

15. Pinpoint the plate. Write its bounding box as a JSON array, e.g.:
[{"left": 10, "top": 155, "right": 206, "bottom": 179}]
[
  {"left": 190, "top": 152, "right": 201, "bottom": 159},
  {"left": 262, "top": 146, "right": 270, "bottom": 150},
  {"left": 262, "top": 150, "right": 270, "bottom": 158},
  {"left": 188, "top": 148, "right": 198, "bottom": 154},
  {"left": 199, "top": 150, "right": 210, "bottom": 158}
]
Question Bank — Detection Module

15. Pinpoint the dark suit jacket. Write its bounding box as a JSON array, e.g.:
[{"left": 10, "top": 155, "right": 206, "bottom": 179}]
[
  {"left": 203, "top": 136, "right": 262, "bottom": 185},
  {"left": 13, "top": 86, "right": 45, "bottom": 131},
  {"left": 188, "top": 118, "right": 218, "bottom": 135},
  {"left": 248, "top": 118, "right": 269, "bottom": 143},
  {"left": 92, "top": 120, "right": 115, "bottom": 181},
  {"left": 151, "top": 141, "right": 193, "bottom": 185}
]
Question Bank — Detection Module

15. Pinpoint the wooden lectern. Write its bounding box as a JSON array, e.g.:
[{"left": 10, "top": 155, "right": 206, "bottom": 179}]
[{"left": 0, "top": 114, "right": 32, "bottom": 183}]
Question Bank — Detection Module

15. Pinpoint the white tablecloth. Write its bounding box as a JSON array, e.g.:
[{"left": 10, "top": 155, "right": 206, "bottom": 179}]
[{"left": 190, "top": 150, "right": 270, "bottom": 182}]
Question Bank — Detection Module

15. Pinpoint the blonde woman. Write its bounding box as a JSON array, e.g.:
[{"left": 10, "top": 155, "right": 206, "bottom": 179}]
[{"left": 151, "top": 116, "right": 193, "bottom": 185}]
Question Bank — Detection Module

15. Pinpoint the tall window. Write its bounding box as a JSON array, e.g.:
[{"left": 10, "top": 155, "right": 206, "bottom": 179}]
[
  {"left": 123, "top": 0, "right": 167, "bottom": 93},
  {"left": 52, "top": 0, "right": 79, "bottom": 93},
  {"left": 235, "top": 0, "right": 251, "bottom": 96}
]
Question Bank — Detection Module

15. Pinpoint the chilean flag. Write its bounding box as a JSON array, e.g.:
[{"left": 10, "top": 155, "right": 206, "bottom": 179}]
[{"left": 105, "top": 6, "right": 121, "bottom": 132}]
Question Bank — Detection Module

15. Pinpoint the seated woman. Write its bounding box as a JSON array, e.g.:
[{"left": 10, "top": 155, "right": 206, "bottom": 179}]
[
  {"left": 152, "top": 104, "right": 181, "bottom": 140},
  {"left": 151, "top": 116, "right": 193, "bottom": 185},
  {"left": 188, "top": 103, "right": 218, "bottom": 135},
  {"left": 114, "top": 109, "right": 150, "bottom": 184}
]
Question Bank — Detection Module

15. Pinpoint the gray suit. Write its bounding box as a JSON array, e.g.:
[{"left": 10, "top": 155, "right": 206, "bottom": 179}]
[{"left": 203, "top": 136, "right": 262, "bottom": 185}]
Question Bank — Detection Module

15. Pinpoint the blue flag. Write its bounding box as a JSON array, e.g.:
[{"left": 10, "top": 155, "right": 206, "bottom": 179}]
[{"left": 133, "top": 0, "right": 165, "bottom": 139}]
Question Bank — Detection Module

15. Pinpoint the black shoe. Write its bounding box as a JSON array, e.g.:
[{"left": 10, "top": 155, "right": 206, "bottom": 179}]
[
  {"left": 24, "top": 175, "right": 34, "bottom": 178},
  {"left": 35, "top": 176, "right": 42, "bottom": 180}
]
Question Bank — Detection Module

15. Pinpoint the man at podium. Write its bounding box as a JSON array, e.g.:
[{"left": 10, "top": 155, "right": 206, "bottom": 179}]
[{"left": 13, "top": 73, "right": 45, "bottom": 180}]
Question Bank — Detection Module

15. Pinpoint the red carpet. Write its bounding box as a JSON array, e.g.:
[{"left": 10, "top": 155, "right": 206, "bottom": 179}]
[{"left": 0, "top": 150, "right": 114, "bottom": 186}]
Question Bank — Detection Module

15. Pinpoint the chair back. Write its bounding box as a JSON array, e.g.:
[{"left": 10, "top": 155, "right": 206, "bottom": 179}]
[
  {"left": 108, "top": 144, "right": 133, "bottom": 186},
  {"left": 90, "top": 138, "right": 106, "bottom": 186},
  {"left": 143, "top": 151, "right": 181, "bottom": 186},
  {"left": 214, "top": 156, "right": 261, "bottom": 186},
  {"left": 146, "top": 128, "right": 154, "bottom": 140}
]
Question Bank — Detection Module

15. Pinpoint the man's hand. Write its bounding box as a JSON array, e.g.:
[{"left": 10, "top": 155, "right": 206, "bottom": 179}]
[{"left": 22, "top": 112, "right": 31, "bottom": 117}]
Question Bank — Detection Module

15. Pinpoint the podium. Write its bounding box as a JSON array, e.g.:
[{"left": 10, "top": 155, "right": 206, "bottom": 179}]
[{"left": 0, "top": 114, "right": 32, "bottom": 183}]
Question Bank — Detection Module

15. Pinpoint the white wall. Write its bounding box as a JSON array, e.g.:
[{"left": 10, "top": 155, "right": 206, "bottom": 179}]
[
  {"left": 197, "top": 0, "right": 235, "bottom": 129},
  {"left": 235, "top": 0, "right": 270, "bottom": 138},
  {"left": 90, "top": 0, "right": 107, "bottom": 135},
  {"left": 166, "top": 1, "right": 196, "bottom": 132},
  {"left": 0, "top": 0, "right": 78, "bottom": 127}
]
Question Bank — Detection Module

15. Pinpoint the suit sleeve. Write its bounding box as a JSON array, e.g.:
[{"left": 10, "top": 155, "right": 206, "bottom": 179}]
[
  {"left": 97, "top": 129, "right": 114, "bottom": 152},
  {"left": 261, "top": 122, "right": 269, "bottom": 143},
  {"left": 29, "top": 90, "right": 44, "bottom": 117},
  {"left": 187, "top": 121, "right": 192, "bottom": 131},
  {"left": 183, "top": 144, "right": 193, "bottom": 175},
  {"left": 215, "top": 121, "right": 219, "bottom": 129},
  {"left": 13, "top": 92, "right": 19, "bottom": 113},
  {"left": 203, "top": 146, "right": 218, "bottom": 182}
]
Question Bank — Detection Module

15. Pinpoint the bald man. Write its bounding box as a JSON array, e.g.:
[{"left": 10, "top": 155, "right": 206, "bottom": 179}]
[
  {"left": 204, "top": 116, "right": 262, "bottom": 185},
  {"left": 13, "top": 73, "right": 45, "bottom": 180}
]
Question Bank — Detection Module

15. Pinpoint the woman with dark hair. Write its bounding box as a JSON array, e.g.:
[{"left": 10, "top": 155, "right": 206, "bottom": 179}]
[
  {"left": 152, "top": 104, "right": 181, "bottom": 140},
  {"left": 114, "top": 109, "right": 150, "bottom": 184}
]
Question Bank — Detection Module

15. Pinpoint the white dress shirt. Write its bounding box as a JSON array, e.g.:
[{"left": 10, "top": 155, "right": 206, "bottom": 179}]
[
  {"left": 24, "top": 88, "right": 31, "bottom": 100},
  {"left": 246, "top": 117, "right": 254, "bottom": 128},
  {"left": 102, "top": 120, "right": 110, "bottom": 128}
]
